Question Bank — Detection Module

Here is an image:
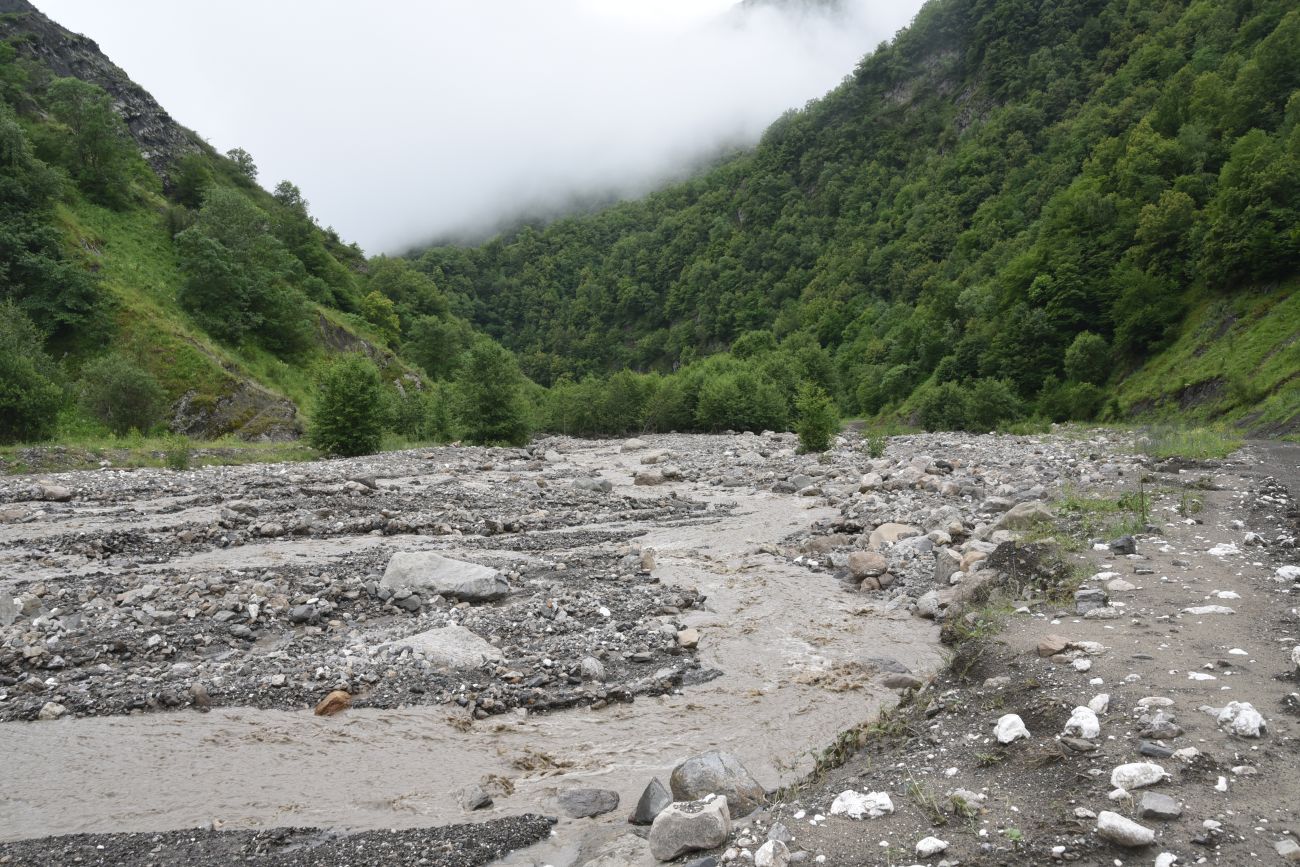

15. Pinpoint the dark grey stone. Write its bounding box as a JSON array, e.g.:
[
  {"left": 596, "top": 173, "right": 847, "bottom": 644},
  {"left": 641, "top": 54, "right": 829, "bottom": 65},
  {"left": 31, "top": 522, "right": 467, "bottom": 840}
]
[
  {"left": 629, "top": 778, "right": 672, "bottom": 825},
  {"left": 557, "top": 788, "right": 620, "bottom": 818},
  {"left": 1139, "top": 791, "right": 1182, "bottom": 820},
  {"left": 1109, "top": 535, "right": 1137, "bottom": 555}
]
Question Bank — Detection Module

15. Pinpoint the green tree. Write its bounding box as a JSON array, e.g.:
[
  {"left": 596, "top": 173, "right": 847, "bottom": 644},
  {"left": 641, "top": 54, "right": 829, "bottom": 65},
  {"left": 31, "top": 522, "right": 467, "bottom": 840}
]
[
  {"left": 170, "top": 152, "right": 213, "bottom": 209},
  {"left": 404, "top": 315, "right": 472, "bottom": 380},
  {"left": 0, "top": 103, "right": 110, "bottom": 345},
  {"left": 1063, "top": 331, "right": 1111, "bottom": 385},
  {"left": 225, "top": 147, "right": 258, "bottom": 184},
  {"left": 175, "top": 188, "right": 312, "bottom": 355},
  {"left": 795, "top": 383, "right": 838, "bottom": 452},
  {"left": 309, "top": 354, "right": 388, "bottom": 456},
  {"left": 78, "top": 353, "right": 166, "bottom": 435},
  {"left": 360, "top": 290, "right": 401, "bottom": 345},
  {"left": 0, "top": 302, "right": 62, "bottom": 444},
  {"left": 452, "top": 339, "right": 531, "bottom": 446},
  {"left": 44, "top": 77, "right": 138, "bottom": 208}
]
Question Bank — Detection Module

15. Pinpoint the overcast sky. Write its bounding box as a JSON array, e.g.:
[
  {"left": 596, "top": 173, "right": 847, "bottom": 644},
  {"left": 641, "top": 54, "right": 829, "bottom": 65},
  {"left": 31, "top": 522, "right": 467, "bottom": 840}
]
[{"left": 37, "top": 0, "right": 924, "bottom": 254}]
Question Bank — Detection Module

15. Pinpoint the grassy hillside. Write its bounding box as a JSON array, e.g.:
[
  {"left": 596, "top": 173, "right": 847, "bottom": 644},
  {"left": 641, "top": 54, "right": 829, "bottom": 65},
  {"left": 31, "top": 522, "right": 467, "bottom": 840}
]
[{"left": 414, "top": 0, "right": 1299, "bottom": 433}]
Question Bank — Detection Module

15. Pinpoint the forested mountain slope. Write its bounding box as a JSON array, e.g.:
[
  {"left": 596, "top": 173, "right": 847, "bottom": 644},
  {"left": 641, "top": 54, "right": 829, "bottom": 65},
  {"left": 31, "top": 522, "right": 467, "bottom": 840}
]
[
  {"left": 415, "top": 0, "right": 1299, "bottom": 431},
  {"left": 0, "top": 0, "right": 456, "bottom": 442}
]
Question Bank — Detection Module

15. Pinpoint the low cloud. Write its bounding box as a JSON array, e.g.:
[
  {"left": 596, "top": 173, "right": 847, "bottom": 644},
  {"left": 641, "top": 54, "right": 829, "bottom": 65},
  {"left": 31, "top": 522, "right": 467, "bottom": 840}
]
[{"left": 39, "top": 0, "right": 922, "bottom": 253}]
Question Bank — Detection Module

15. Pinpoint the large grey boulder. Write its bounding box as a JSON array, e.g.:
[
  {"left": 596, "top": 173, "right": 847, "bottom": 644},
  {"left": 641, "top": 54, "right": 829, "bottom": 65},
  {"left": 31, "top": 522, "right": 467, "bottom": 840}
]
[
  {"left": 669, "top": 751, "right": 765, "bottom": 819},
  {"left": 649, "top": 796, "right": 731, "bottom": 861},
  {"left": 381, "top": 551, "right": 510, "bottom": 602},
  {"left": 384, "top": 624, "right": 504, "bottom": 669},
  {"left": 558, "top": 788, "right": 620, "bottom": 818}
]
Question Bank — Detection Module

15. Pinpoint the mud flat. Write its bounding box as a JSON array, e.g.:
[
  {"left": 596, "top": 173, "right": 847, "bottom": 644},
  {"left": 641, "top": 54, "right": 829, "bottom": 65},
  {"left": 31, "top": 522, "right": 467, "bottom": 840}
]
[{"left": 1, "top": 430, "right": 1228, "bottom": 865}]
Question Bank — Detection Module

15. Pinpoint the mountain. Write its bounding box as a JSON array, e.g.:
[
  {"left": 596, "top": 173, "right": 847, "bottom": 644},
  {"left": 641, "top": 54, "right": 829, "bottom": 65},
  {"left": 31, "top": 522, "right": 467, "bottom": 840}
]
[
  {"left": 412, "top": 0, "right": 1299, "bottom": 433},
  {"left": 0, "top": 1, "right": 442, "bottom": 442}
]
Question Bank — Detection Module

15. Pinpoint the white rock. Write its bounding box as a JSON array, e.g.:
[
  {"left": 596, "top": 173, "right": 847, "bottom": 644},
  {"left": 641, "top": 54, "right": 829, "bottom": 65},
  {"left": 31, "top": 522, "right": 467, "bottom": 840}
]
[
  {"left": 994, "top": 713, "right": 1030, "bottom": 744},
  {"left": 1096, "top": 811, "right": 1156, "bottom": 847},
  {"left": 1072, "top": 658, "right": 1093, "bottom": 672},
  {"left": 1111, "top": 762, "right": 1167, "bottom": 790},
  {"left": 1182, "top": 605, "right": 1235, "bottom": 615},
  {"left": 1063, "top": 706, "right": 1101, "bottom": 739},
  {"left": 1214, "top": 701, "right": 1266, "bottom": 737},
  {"left": 1215, "top": 776, "right": 1228, "bottom": 792},
  {"left": 1188, "top": 672, "right": 1217, "bottom": 681},
  {"left": 915, "top": 836, "right": 949, "bottom": 857},
  {"left": 754, "top": 840, "right": 790, "bottom": 867},
  {"left": 829, "top": 790, "right": 893, "bottom": 819},
  {"left": 1208, "top": 543, "right": 1239, "bottom": 557},
  {"left": 1155, "top": 852, "right": 1178, "bottom": 867},
  {"left": 1088, "top": 693, "right": 1110, "bottom": 714},
  {"left": 1291, "top": 646, "right": 1300, "bottom": 671},
  {"left": 1277, "top": 565, "right": 1300, "bottom": 581}
]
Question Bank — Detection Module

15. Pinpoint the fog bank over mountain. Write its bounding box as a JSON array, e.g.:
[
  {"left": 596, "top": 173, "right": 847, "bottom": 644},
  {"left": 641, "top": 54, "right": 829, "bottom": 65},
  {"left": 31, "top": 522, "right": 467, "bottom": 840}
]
[{"left": 36, "top": 0, "right": 923, "bottom": 252}]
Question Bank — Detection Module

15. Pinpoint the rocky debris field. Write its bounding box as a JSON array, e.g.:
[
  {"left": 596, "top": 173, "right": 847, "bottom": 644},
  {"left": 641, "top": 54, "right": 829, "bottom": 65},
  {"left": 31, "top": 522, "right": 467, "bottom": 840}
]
[
  {"left": 684, "top": 440, "right": 1300, "bottom": 867},
  {"left": 3, "top": 430, "right": 1297, "bottom": 866},
  {"left": 0, "top": 442, "right": 727, "bottom": 722},
  {"left": 0, "top": 815, "right": 556, "bottom": 867}
]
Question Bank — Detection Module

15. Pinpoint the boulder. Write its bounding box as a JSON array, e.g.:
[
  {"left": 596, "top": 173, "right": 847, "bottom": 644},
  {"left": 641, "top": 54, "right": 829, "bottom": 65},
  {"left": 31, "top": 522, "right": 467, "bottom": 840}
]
[
  {"left": 629, "top": 778, "right": 673, "bottom": 825},
  {"left": 995, "top": 501, "right": 1053, "bottom": 530},
  {"left": 37, "top": 483, "right": 72, "bottom": 502},
  {"left": 385, "top": 624, "right": 504, "bottom": 669},
  {"left": 868, "top": 523, "right": 921, "bottom": 550},
  {"left": 829, "top": 790, "right": 893, "bottom": 819},
  {"left": 933, "top": 548, "right": 962, "bottom": 584},
  {"left": 1063, "top": 706, "right": 1101, "bottom": 740},
  {"left": 995, "top": 713, "right": 1030, "bottom": 744},
  {"left": 670, "top": 751, "right": 765, "bottom": 819},
  {"left": 754, "top": 840, "right": 789, "bottom": 867},
  {"left": 622, "top": 438, "right": 649, "bottom": 452},
  {"left": 1096, "top": 811, "right": 1155, "bottom": 847},
  {"left": 634, "top": 469, "right": 665, "bottom": 486},
  {"left": 381, "top": 551, "right": 510, "bottom": 602},
  {"left": 558, "top": 788, "right": 620, "bottom": 818},
  {"left": 847, "top": 550, "right": 888, "bottom": 578},
  {"left": 313, "top": 690, "right": 351, "bottom": 716},
  {"left": 649, "top": 796, "right": 731, "bottom": 861},
  {"left": 457, "top": 784, "right": 492, "bottom": 811},
  {"left": 1110, "top": 762, "right": 1167, "bottom": 791},
  {"left": 1139, "top": 792, "right": 1182, "bottom": 820}
]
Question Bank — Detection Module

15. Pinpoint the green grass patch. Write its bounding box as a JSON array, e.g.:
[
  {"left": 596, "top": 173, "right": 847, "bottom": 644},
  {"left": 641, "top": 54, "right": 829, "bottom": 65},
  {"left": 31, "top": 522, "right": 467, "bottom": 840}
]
[
  {"left": 1139, "top": 424, "right": 1243, "bottom": 460},
  {"left": 1117, "top": 281, "right": 1300, "bottom": 433},
  {"left": 0, "top": 433, "right": 319, "bottom": 475}
]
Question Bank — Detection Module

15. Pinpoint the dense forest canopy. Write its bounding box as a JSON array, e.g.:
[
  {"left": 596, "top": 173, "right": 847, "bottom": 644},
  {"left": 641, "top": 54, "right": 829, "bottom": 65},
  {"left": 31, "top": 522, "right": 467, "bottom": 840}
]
[{"left": 412, "top": 0, "right": 1299, "bottom": 428}]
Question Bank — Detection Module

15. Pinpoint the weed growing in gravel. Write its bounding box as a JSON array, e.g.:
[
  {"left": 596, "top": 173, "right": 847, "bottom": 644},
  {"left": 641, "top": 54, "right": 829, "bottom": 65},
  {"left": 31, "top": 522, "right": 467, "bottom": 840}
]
[{"left": 905, "top": 775, "right": 949, "bottom": 827}]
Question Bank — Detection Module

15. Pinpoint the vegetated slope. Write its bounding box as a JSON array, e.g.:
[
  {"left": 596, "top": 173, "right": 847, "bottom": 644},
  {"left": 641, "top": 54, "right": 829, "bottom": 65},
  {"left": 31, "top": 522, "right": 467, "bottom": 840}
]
[
  {"left": 413, "top": 0, "right": 1299, "bottom": 431},
  {"left": 0, "top": 1, "right": 440, "bottom": 441}
]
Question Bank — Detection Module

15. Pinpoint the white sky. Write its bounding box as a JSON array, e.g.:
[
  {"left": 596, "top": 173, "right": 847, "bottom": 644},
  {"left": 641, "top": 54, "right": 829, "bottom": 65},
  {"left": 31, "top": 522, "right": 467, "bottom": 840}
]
[{"left": 36, "top": 0, "right": 924, "bottom": 253}]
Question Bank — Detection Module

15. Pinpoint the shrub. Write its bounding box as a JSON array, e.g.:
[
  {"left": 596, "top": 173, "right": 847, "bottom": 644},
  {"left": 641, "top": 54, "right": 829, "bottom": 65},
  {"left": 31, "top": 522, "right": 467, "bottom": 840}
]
[
  {"left": 452, "top": 339, "right": 532, "bottom": 446},
  {"left": 0, "top": 348, "right": 61, "bottom": 444},
  {"left": 309, "top": 354, "right": 388, "bottom": 456},
  {"left": 966, "top": 378, "right": 1025, "bottom": 431},
  {"left": 864, "top": 429, "right": 888, "bottom": 459},
  {"left": 694, "top": 368, "right": 788, "bottom": 433},
  {"left": 163, "top": 433, "right": 191, "bottom": 470},
  {"left": 78, "top": 354, "right": 166, "bottom": 435},
  {"left": 916, "top": 382, "right": 969, "bottom": 431},
  {"left": 1063, "top": 331, "right": 1111, "bottom": 385},
  {"left": 795, "top": 384, "right": 839, "bottom": 453},
  {"left": 390, "top": 386, "right": 446, "bottom": 441}
]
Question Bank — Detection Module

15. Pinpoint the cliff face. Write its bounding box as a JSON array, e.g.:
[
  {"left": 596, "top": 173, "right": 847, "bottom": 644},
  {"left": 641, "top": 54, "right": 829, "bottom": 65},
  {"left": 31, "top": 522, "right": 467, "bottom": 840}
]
[{"left": 0, "top": 1, "right": 199, "bottom": 172}]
